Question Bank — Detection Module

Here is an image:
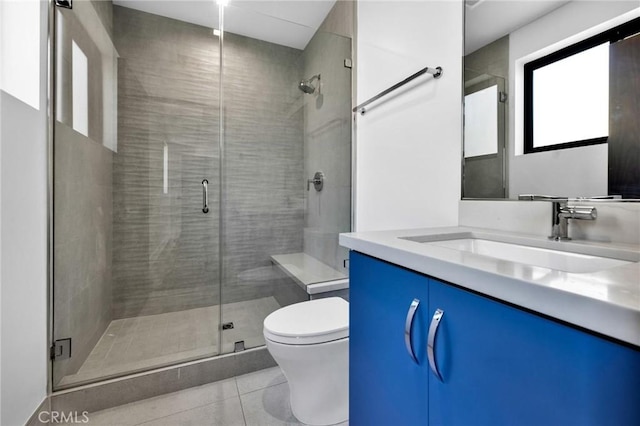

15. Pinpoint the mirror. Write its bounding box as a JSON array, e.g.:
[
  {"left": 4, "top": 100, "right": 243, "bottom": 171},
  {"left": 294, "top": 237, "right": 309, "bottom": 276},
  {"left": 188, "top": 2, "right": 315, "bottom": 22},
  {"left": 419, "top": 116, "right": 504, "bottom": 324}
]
[{"left": 463, "top": 0, "right": 640, "bottom": 200}]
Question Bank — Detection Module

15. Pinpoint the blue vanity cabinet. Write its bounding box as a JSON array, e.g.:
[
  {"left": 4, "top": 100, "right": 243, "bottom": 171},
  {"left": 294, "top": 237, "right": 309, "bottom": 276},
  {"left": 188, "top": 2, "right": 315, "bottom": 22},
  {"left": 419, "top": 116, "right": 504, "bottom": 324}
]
[
  {"left": 427, "top": 278, "right": 640, "bottom": 426},
  {"left": 350, "top": 251, "right": 430, "bottom": 425},
  {"left": 350, "top": 252, "right": 640, "bottom": 426}
]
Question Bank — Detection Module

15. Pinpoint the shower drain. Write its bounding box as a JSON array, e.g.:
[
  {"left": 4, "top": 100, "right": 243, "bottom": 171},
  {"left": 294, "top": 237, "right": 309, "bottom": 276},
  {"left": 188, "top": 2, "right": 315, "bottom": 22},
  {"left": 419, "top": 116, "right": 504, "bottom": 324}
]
[{"left": 222, "top": 322, "right": 234, "bottom": 330}]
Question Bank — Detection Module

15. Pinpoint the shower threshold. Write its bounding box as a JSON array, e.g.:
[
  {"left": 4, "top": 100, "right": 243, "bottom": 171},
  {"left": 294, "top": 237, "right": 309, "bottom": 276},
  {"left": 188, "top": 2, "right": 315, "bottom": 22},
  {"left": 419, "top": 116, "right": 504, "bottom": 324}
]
[{"left": 58, "top": 297, "right": 279, "bottom": 387}]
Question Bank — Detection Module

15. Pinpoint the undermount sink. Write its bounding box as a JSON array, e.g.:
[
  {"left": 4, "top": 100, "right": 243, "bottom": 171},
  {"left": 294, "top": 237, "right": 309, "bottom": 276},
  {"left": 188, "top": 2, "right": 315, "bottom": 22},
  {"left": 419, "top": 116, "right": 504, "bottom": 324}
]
[{"left": 402, "top": 232, "right": 637, "bottom": 274}]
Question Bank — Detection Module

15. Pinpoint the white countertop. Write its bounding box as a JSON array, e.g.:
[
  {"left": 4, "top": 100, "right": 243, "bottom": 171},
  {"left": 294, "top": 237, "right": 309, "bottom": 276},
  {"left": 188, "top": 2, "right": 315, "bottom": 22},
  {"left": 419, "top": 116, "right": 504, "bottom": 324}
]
[{"left": 339, "top": 226, "right": 640, "bottom": 347}]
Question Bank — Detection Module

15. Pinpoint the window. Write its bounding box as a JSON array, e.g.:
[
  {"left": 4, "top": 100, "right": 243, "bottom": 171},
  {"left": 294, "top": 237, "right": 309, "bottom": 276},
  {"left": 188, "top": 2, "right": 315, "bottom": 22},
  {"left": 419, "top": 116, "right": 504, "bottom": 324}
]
[
  {"left": 0, "top": 0, "right": 40, "bottom": 110},
  {"left": 464, "top": 84, "right": 498, "bottom": 158},
  {"left": 72, "top": 40, "right": 89, "bottom": 137},
  {"left": 523, "top": 17, "right": 640, "bottom": 154}
]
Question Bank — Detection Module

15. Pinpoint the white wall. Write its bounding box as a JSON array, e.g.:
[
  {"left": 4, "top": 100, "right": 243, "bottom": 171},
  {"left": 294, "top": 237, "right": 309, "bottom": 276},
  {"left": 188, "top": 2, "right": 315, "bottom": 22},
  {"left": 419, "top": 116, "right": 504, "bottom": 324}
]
[
  {"left": 508, "top": 1, "right": 639, "bottom": 199},
  {"left": 0, "top": 0, "right": 49, "bottom": 424},
  {"left": 355, "top": 0, "right": 462, "bottom": 231}
]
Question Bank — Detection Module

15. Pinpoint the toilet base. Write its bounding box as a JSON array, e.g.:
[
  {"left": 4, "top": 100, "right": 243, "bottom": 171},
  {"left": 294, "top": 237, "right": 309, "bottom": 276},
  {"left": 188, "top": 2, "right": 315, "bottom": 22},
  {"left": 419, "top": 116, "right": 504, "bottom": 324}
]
[{"left": 265, "top": 337, "right": 349, "bottom": 425}]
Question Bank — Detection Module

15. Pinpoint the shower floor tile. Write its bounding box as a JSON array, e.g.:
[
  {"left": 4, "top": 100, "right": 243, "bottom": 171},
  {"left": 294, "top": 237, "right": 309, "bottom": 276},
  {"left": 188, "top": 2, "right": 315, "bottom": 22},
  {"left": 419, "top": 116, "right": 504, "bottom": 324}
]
[{"left": 59, "top": 297, "right": 281, "bottom": 386}]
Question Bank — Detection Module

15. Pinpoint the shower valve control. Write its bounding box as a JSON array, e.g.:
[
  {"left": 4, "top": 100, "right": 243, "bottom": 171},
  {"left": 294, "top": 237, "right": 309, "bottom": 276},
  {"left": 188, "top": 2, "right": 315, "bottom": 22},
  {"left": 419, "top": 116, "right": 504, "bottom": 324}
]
[{"left": 307, "top": 171, "right": 324, "bottom": 192}]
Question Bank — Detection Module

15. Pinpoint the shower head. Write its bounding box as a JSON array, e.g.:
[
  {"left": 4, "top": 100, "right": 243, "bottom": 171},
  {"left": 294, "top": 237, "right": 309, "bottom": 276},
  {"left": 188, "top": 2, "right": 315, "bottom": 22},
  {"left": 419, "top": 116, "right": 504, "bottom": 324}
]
[{"left": 298, "top": 74, "right": 320, "bottom": 94}]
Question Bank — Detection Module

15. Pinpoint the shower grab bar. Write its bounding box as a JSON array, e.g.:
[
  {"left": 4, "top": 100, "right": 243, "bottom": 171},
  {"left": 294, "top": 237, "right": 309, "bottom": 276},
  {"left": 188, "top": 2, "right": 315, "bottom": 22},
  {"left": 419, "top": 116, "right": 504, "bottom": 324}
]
[
  {"left": 353, "top": 65, "right": 443, "bottom": 115},
  {"left": 202, "top": 179, "right": 209, "bottom": 214}
]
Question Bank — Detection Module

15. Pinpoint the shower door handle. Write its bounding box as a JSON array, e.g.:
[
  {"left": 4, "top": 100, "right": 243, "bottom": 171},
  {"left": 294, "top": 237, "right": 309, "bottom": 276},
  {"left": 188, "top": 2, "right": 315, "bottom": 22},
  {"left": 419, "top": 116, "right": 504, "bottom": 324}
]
[{"left": 202, "top": 179, "right": 209, "bottom": 213}]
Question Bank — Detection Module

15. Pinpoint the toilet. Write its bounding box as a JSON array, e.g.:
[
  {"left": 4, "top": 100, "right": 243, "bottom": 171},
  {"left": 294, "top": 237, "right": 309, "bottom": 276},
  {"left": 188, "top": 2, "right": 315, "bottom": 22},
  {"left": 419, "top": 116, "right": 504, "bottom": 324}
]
[{"left": 263, "top": 297, "right": 349, "bottom": 426}]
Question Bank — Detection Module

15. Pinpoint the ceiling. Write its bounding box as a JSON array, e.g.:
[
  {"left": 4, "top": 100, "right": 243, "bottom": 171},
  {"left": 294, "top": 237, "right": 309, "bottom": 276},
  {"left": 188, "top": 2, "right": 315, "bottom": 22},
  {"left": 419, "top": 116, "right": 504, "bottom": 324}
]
[
  {"left": 112, "top": 0, "right": 337, "bottom": 50},
  {"left": 465, "top": 0, "right": 571, "bottom": 54}
]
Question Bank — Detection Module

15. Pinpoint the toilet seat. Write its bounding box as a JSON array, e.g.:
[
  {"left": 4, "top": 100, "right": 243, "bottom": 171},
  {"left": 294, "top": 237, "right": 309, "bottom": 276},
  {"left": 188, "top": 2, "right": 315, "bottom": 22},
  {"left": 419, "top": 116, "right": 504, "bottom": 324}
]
[{"left": 263, "top": 297, "right": 349, "bottom": 345}]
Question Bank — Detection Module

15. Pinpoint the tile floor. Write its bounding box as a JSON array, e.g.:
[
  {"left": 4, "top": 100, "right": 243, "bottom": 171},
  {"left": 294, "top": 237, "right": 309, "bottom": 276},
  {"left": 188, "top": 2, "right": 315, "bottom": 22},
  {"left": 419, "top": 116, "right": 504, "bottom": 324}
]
[
  {"left": 60, "top": 298, "right": 281, "bottom": 386},
  {"left": 65, "top": 367, "right": 348, "bottom": 426}
]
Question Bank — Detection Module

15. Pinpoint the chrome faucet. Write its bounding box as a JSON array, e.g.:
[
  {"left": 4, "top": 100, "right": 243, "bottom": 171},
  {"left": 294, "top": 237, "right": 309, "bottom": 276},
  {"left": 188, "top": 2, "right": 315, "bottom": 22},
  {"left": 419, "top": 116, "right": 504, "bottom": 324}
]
[{"left": 518, "top": 195, "right": 597, "bottom": 241}]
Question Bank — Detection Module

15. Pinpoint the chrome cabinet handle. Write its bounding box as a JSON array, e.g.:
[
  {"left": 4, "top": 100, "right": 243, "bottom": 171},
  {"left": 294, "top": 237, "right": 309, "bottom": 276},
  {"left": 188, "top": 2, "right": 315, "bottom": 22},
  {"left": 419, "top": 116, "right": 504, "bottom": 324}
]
[
  {"left": 427, "top": 308, "right": 444, "bottom": 381},
  {"left": 202, "top": 179, "right": 209, "bottom": 213},
  {"left": 404, "top": 298, "right": 420, "bottom": 363}
]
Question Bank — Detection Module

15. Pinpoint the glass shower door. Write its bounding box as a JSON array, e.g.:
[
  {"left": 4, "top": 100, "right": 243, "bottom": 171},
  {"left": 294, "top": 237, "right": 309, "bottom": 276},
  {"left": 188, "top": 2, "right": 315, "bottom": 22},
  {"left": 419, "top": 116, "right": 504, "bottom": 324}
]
[
  {"left": 52, "top": 0, "right": 222, "bottom": 389},
  {"left": 217, "top": 3, "right": 352, "bottom": 354}
]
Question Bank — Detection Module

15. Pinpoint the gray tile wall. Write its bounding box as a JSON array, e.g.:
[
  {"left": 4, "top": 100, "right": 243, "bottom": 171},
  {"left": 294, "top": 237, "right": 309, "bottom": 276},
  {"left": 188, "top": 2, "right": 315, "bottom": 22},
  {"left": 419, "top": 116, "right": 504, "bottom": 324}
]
[
  {"left": 54, "top": 122, "right": 114, "bottom": 382},
  {"left": 301, "top": 2, "right": 353, "bottom": 277},
  {"left": 53, "top": 1, "right": 115, "bottom": 384},
  {"left": 318, "top": 0, "right": 354, "bottom": 38},
  {"left": 90, "top": 0, "right": 114, "bottom": 40},
  {"left": 464, "top": 35, "right": 509, "bottom": 81},
  {"left": 221, "top": 32, "right": 307, "bottom": 307},
  {"left": 112, "top": 7, "right": 306, "bottom": 318}
]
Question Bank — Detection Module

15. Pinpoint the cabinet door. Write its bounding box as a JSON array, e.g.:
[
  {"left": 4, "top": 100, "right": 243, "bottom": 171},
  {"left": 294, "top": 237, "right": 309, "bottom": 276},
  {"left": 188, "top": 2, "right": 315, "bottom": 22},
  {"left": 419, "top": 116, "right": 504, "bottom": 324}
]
[
  {"left": 350, "top": 252, "right": 430, "bottom": 425},
  {"left": 428, "top": 278, "right": 640, "bottom": 426}
]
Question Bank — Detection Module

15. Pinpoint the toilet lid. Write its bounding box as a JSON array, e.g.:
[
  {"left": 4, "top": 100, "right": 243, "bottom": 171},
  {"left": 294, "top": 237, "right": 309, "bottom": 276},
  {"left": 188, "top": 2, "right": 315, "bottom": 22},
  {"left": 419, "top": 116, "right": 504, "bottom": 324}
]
[{"left": 263, "top": 297, "right": 349, "bottom": 345}]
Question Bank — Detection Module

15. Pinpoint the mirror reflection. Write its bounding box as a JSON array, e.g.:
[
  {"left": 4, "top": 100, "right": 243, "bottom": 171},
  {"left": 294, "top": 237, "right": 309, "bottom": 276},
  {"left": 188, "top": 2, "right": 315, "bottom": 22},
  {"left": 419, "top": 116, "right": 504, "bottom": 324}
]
[{"left": 463, "top": 0, "right": 640, "bottom": 200}]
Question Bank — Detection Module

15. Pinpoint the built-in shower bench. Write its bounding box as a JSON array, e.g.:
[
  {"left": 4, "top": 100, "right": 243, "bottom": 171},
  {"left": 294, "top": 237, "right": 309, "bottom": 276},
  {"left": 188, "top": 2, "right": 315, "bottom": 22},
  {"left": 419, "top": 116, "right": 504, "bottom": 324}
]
[{"left": 270, "top": 253, "right": 349, "bottom": 297}]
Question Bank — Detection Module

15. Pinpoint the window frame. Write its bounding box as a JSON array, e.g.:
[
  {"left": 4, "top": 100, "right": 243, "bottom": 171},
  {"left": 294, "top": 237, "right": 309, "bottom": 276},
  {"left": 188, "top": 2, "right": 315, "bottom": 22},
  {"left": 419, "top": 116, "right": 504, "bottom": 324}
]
[{"left": 523, "top": 17, "right": 640, "bottom": 154}]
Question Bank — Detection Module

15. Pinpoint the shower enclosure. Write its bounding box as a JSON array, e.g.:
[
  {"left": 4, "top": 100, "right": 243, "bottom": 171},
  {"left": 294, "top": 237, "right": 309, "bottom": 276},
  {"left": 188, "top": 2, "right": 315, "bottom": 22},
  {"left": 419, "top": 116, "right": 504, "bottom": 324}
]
[{"left": 51, "top": 0, "right": 352, "bottom": 389}]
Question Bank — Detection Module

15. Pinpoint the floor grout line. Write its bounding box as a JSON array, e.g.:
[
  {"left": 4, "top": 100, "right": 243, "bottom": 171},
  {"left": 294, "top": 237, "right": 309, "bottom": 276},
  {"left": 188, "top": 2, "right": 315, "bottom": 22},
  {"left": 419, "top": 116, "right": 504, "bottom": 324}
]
[
  {"left": 240, "top": 376, "right": 288, "bottom": 397},
  {"left": 127, "top": 390, "right": 243, "bottom": 426},
  {"left": 235, "top": 377, "right": 248, "bottom": 426},
  {"left": 131, "top": 395, "right": 247, "bottom": 426}
]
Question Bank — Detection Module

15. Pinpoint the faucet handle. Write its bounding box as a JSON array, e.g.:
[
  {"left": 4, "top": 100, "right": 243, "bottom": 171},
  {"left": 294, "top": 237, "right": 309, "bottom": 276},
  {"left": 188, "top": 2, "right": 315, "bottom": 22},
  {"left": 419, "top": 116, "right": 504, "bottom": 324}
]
[
  {"left": 549, "top": 203, "right": 597, "bottom": 241},
  {"left": 561, "top": 205, "right": 597, "bottom": 220},
  {"left": 518, "top": 194, "right": 568, "bottom": 202},
  {"left": 517, "top": 194, "right": 599, "bottom": 240}
]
